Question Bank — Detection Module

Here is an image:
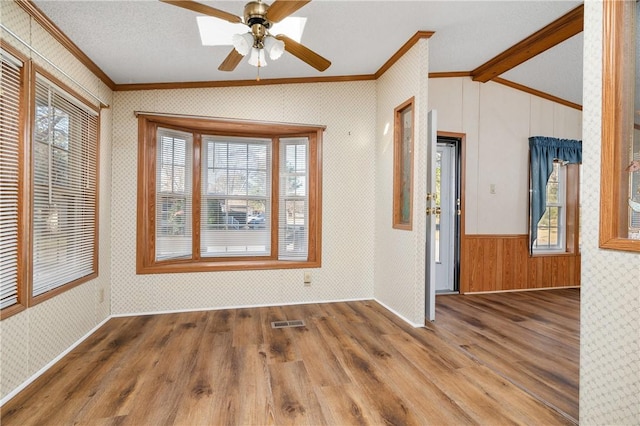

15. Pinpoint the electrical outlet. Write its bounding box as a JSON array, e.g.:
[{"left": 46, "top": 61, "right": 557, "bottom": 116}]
[
  {"left": 304, "top": 271, "right": 312, "bottom": 286},
  {"left": 490, "top": 183, "right": 496, "bottom": 194},
  {"left": 99, "top": 288, "right": 104, "bottom": 303}
]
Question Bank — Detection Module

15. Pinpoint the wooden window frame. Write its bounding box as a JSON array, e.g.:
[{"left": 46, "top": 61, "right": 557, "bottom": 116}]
[
  {"left": 1, "top": 45, "right": 100, "bottom": 319},
  {"left": 393, "top": 97, "right": 415, "bottom": 230},
  {"left": 533, "top": 162, "right": 567, "bottom": 253},
  {"left": 599, "top": 0, "right": 640, "bottom": 252},
  {"left": 29, "top": 66, "right": 100, "bottom": 306},
  {"left": 136, "top": 113, "right": 323, "bottom": 274},
  {"left": 0, "top": 42, "right": 29, "bottom": 320},
  {"left": 531, "top": 163, "right": 581, "bottom": 256}
]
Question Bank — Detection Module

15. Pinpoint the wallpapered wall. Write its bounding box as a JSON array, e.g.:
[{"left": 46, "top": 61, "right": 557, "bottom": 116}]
[
  {"left": 111, "top": 82, "right": 378, "bottom": 315},
  {"left": 0, "top": 1, "right": 113, "bottom": 401},
  {"left": 580, "top": 1, "right": 639, "bottom": 423},
  {"left": 374, "top": 39, "right": 429, "bottom": 325}
]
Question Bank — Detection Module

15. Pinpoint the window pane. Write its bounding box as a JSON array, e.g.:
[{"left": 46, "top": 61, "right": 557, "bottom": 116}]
[
  {"left": 533, "top": 162, "right": 566, "bottom": 251},
  {"left": 201, "top": 136, "right": 271, "bottom": 257},
  {"left": 228, "top": 143, "right": 247, "bottom": 169},
  {"left": 155, "top": 129, "right": 192, "bottom": 261},
  {"left": 32, "top": 76, "right": 98, "bottom": 297},
  {"left": 279, "top": 138, "right": 309, "bottom": 260},
  {"left": 228, "top": 169, "right": 248, "bottom": 196},
  {"left": 248, "top": 144, "right": 267, "bottom": 170},
  {"left": 248, "top": 171, "right": 267, "bottom": 196}
]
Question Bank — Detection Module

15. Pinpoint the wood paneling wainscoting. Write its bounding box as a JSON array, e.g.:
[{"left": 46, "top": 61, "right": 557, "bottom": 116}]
[{"left": 461, "top": 234, "right": 580, "bottom": 293}]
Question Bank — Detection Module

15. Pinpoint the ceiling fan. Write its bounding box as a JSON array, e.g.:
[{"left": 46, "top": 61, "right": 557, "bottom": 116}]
[{"left": 160, "top": 0, "right": 331, "bottom": 72}]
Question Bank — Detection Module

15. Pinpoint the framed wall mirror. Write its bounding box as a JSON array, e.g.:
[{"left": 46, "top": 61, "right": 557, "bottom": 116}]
[{"left": 599, "top": 0, "right": 640, "bottom": 252}]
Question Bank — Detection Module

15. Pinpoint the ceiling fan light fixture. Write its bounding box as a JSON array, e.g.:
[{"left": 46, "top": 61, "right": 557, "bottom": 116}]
[
  {"left": 264, "top": 36, "right": 285, "bottom": 60},
  {"left": 248, "top": 47, "right": 267, "bottom": 67},
  {"left": 232, "top": 32, "right": 254, "bottom": 56}
]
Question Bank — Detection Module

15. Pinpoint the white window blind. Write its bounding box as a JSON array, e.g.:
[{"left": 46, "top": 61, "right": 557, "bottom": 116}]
[
  {"left": 32, "top": 75, "right": 98, "bottom": 297},
  {"left": 156, "top": 128, "right": 193, "bottom": 261},
  {"left": 279, "top": 138, "right": 308, "bottom": 260},
  {"left": 201, "top": 136, "right": 271, "bottom": 257},
  {"left": 0, "top": 50, "right": 22, "bottom": 309}
]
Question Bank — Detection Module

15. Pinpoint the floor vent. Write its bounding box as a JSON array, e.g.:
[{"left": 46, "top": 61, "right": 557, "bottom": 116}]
[{"left": 271, "top": 320, "right": 306, "bottom": 329}]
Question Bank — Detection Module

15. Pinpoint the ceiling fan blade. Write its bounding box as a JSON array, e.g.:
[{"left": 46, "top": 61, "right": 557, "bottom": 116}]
[
  {"left": 275, "top": 34, "right": 331, "bottom": 72},
  {"left": 218, "top": 49, "right": 244, "bottom": 71},
  {"left": 266, "top": 0, "right": 310, "bottom": 23},
  {"left": 160, "top": 0, "right": 242, "bottom": 24}
]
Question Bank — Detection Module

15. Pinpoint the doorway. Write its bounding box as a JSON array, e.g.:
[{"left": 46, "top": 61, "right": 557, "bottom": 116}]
[{"left": 435, "top": 136, "right": 462, "bottom": 293}]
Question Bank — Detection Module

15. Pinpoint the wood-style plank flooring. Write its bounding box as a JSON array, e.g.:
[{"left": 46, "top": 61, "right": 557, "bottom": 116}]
[{"left": 1, "top": 289, "right": 579, "bottom": 425}]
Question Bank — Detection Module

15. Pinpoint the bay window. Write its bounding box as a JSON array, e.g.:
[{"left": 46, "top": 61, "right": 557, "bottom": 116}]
[{"left": 137, "top": 113, "right": 322, "bottom": 273}]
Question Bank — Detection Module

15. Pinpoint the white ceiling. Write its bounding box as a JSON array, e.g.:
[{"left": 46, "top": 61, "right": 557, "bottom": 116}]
[{"left": 31, "top": 0, "right": 584, "bottom": 105}]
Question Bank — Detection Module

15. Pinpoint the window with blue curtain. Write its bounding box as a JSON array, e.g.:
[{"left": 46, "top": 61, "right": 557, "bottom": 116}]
[{"left": 529, "top": 136, "right": 582, "bottom": 253}]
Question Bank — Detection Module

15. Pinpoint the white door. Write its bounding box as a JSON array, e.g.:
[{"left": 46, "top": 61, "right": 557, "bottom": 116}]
[
  {"left": 435, "top": 143, "right": 456, "bottom": 292},
  {"left": 425, "top": 110, "right": 437, "bottom": 322}
]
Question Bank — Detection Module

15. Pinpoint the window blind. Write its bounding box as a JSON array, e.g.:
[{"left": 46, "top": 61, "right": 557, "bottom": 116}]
[
  {"left": 0, "top": 50, "right": 22, "bottom": 309},
  {"left": 32, "top": 75, "right": 98, "bottom": 297},
  {"left": 200, "top": 136, "right": 271, "bottom": 257},
  {"left": 156, "top": 128, "right": 193, "bottom": 261},
  {"left": 278, "top": 138, "right": 308, "bottom": 260}
]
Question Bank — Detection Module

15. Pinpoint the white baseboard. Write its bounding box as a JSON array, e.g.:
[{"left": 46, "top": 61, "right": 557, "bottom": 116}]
[
  {"left": 373, "top": 298, "right": 424, "bottom": 328},
  {"left": 0, "top": 316, "right": 111, "bottom": 407},
  {"left": 110, "top": 297, "right": 372, "bottom": 318}
]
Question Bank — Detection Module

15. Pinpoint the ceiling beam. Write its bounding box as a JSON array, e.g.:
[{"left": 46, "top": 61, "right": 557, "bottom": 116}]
[{"left": 471, "top": 4, "right": 583, "bottom": 83}]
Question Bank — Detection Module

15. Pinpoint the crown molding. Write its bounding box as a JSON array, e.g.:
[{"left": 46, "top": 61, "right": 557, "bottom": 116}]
[
  {"left": 374, "top": 31, "right": 435, "bottom": 79},
  {"left": 114, "top": 74, "right": 375, "bottom": 91}
]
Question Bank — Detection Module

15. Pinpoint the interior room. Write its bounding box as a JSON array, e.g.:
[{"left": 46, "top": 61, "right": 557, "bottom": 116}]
[{"left": 1, "top": 0, "right": 638, "bottom": 424}]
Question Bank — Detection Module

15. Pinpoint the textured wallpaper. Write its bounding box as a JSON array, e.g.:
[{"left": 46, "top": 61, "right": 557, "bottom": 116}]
[
  {"left": 111, "top": 81, "right": 377, "bottom": 315},
  {"left": 0, "top": 0, "right": 113, "bottom": 401},
  {"left": 373, "top": 39, "right": 429, "bottom": 326},
  {"left": 580, "top": 1, "right": 640, "bottom": 423}
]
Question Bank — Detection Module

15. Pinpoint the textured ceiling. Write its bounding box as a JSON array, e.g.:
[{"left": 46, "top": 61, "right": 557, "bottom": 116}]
[{"left": 30, "top": 0, "right": 584, "bottom": 105}]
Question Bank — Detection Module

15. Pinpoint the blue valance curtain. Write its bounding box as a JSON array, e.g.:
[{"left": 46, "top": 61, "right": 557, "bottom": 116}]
[{"left": 529, "top": 136, "right": 582, "bottom": 252}]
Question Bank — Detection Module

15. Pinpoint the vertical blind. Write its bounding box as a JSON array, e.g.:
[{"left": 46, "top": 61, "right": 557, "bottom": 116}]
[
  {"left": 156, "top": 128, "right": 193, "bottom": 261},
  {"left": 32, "top": 75, "right": 98, "bottom": 297},
  {"left": 278, "top": 138, "right": 309, "bottom": 261},
  {"left": 0, "top": 50, "right": 22, "bottom": 309}
]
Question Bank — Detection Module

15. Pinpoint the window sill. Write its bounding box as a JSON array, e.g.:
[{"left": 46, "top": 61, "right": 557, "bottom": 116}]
[
  {"left": 137, "top": 258, "right": 321, "bottom": 274},
  {"left": 1, "top": 303, "right": 26, "bottom": 320},
  {"left": 530, "top": 250, "right": 580, "bottom": 258}
]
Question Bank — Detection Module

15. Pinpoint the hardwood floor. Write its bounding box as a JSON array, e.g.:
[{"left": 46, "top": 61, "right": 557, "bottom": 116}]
[{"left": 1, "top": 289, "right": 579, "bottom": 425}]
